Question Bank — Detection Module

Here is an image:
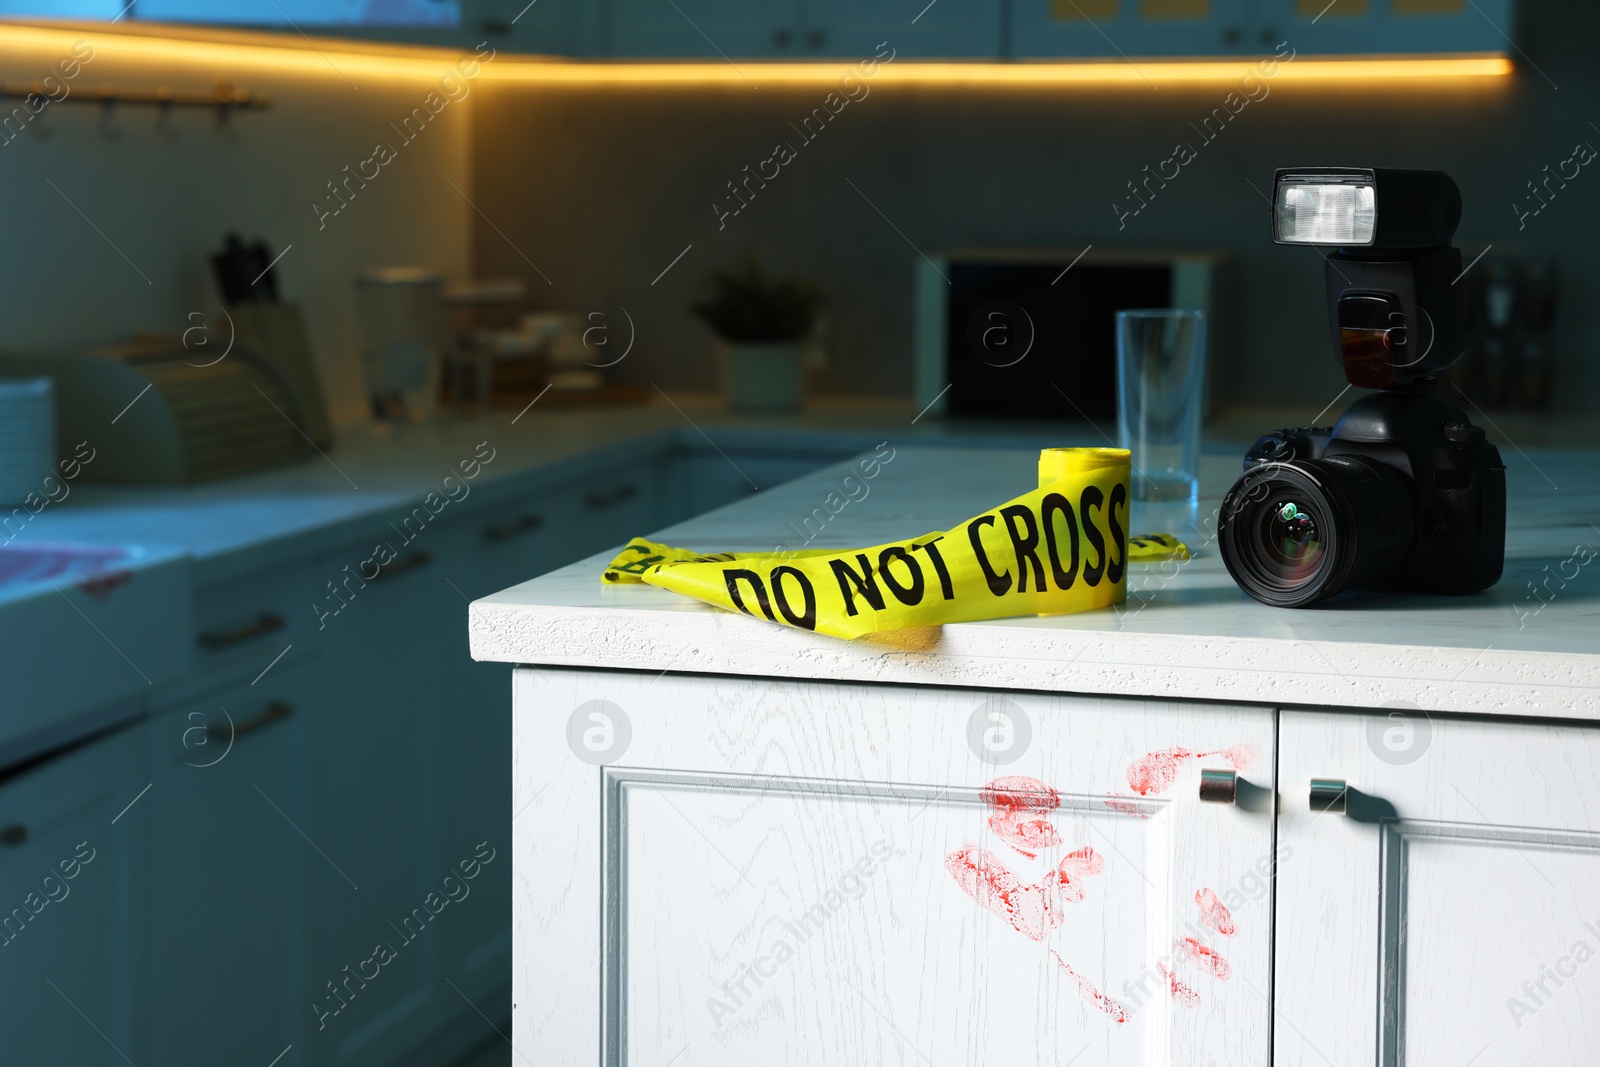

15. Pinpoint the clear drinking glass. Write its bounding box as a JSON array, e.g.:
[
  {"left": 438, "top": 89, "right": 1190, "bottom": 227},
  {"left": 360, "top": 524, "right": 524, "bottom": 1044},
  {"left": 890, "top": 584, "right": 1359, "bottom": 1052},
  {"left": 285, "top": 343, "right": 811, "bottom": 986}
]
[{"left": 1116, "top": 309, "right": 1207, "bottom": 537}]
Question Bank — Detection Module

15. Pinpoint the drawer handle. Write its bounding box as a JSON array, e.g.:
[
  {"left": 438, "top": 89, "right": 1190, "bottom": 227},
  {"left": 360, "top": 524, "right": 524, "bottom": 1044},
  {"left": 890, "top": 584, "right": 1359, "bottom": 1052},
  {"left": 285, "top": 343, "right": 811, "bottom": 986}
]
[
  {"left": 1309, "top": 777, "right": 1348, "bottom": 814},
  {"left": 482, "top": 513, "right": 544, "bottom": 542},
  {"left": 199, "top": 612, "right": 286, "bottom": 650},
  {"left": 1198, "top": 768, "right": 1238, "bottom": 804},
  {"left": 210, "top": 701, "right": 294, "bottom": 743},
  {"left": 585, "top": 483, "right": 637, "bottom": 510},
  {"left": 369, "top": 550, "right": 434, "bottom": 582},
  {"left": 0, "top": 823, "right": 26, "bottom": 847}
]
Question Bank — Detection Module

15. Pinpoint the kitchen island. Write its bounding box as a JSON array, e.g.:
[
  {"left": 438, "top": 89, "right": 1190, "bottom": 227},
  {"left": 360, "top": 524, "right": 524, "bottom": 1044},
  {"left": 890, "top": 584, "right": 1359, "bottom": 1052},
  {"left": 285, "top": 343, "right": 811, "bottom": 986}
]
[{"left": 471, "top": 443, "right": 1600, "bottom": 1066}]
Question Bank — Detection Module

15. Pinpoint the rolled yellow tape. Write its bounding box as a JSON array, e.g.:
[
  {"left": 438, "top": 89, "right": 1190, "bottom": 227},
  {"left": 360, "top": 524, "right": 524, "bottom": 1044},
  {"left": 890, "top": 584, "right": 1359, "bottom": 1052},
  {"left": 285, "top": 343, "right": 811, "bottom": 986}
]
[{"left": 601, "top": 448, "right": 1139, "bottom": 640}]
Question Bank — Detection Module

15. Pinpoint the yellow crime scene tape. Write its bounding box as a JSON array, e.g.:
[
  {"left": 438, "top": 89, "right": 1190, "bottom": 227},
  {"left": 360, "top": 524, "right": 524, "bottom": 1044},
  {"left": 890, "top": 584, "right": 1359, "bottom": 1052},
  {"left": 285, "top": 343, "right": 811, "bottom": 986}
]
[{"left": 601, "top": 447, "right": 1190, "bottom": 640}]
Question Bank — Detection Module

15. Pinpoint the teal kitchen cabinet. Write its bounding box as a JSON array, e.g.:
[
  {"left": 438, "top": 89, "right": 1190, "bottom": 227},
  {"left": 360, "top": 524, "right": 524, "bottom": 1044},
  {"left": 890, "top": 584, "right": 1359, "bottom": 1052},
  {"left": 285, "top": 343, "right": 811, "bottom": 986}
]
[
  {"left": 608, "top": 0, "right": 802, "bottom": 57},
  {"left": 1009, "top": 0, "right": 1515, "bottom": 58},
  {"left": 1009, "top": 0, "right": 1272, "bottom": 59},
  {"left": 0, "top": 721, "right": 148, "bottom": 1066},
  {"left": 1255, "top": 0, "right": 1515, "bottom": 56},
  {"left": 127, "top": 0, "right": 603, "bottom": 55},
  {"left": 144, "top": 666, "right": 316, "bottom": 1066},
  {"left": 311, "top": 536, "right": 462, "bottom": 1065},
  {"left": 608, "top": 0, "right": 1001, "bottom": 57},
  {"left": 791, "top": 0, "right": 1003, "bottom": 58}
]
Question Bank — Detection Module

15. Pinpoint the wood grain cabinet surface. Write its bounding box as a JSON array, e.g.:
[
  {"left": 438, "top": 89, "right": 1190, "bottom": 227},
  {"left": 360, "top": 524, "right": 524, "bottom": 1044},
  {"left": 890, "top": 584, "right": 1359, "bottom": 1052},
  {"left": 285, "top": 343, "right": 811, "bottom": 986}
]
[
  {"left": 514, "top": 667, "right": 1278, "bottom": 1064},
  {"left": 513, "top": 669, "right": 1598, "bottom": 1065},
  {"left": 1276, "top": 709, "right": 1600, "bottom": 1067}
]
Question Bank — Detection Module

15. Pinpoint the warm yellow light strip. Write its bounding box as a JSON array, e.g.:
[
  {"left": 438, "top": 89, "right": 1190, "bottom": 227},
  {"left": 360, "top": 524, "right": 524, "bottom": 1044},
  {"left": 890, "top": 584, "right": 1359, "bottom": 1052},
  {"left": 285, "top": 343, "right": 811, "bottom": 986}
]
[
  {"left": 482, "top": 55, "right": 1514, "bottom": 85},
  {"left": 0, "top": 23, "right": 1512, "bottom": 86}
]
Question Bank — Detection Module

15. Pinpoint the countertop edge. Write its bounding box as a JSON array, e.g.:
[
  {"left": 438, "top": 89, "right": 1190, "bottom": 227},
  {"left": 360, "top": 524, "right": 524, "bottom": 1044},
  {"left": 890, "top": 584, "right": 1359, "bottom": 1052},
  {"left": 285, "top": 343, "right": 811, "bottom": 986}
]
[{"left": 467, "top": 597, "right": 1600, "bottom": 722}]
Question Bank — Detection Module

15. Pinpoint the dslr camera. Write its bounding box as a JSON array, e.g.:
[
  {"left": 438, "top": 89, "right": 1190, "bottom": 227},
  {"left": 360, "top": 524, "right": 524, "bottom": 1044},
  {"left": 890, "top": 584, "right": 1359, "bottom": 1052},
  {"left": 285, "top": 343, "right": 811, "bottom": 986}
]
[{"left": 1218, "top": 168, "right": 1506, "bottom": 607}]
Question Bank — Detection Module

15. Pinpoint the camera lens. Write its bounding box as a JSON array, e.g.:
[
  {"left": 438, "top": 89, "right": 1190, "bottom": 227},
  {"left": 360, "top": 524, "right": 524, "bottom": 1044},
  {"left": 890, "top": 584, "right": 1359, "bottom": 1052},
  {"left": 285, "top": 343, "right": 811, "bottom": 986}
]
[
  {"left": 1256, "top": 500, "right": 1325, "bottom": 583},
  {"left": 1219, "top": 456, "right": 1415, "bottom": 607}
]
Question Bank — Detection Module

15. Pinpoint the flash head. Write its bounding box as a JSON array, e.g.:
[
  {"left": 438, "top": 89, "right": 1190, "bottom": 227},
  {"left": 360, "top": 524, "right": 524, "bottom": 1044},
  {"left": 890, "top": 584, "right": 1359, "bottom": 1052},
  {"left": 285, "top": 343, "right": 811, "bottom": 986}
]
[{"left": 1273, "top": 168, "right": 1461, "bottom": 250}]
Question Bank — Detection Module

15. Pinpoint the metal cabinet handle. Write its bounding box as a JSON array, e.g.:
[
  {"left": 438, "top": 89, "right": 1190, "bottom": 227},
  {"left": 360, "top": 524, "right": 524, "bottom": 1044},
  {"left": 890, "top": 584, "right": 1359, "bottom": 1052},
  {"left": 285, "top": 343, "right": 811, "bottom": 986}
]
[
  {"left": 199, "top": 612, "right": 286, "bottom": 650},
  {"left": 584, "top": 484, "right": 638, "bottom": 510},
  {"left": 1309, "top": 778, "right": 1348, "bottom": 814},
  {"left": 210, "top": 701, "right": 293, "bottom": 743},
  {"left": 1199, "top": 768, "right": 1238, "bottom": 804},
  {"left": 369, "top": 551, "right": 434, "bottom": 582},
  {"left": 482, "top": 513, "right": 544, "bottom": 542},
  {"left": 0, "top": 823, "right": 26, "bottom": 846}
]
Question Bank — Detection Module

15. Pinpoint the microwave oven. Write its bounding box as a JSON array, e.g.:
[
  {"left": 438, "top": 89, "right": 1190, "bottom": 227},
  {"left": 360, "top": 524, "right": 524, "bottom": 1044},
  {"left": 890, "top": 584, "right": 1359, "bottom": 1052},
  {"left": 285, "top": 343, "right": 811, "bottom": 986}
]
[{"left": 913, "top": 248, "right": 1234, "bottom": 422}]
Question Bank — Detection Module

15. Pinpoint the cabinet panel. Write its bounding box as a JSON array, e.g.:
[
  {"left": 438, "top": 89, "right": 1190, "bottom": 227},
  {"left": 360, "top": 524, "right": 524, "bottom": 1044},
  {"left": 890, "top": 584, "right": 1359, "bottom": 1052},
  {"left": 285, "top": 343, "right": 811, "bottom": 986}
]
[
  {"left": 609, "top": 0, "right": 802, "bottom": 58},
  {"left": 1256, "top": 0, "right": 1514, "bottom": 55},
  {"left": 312, "top": 541, "right": 460, "bottom": 1064},
  {"left": 514, "top": 667, "right": 1276, "bottom": 1064},
  {"left": 1009, "top": 0, "right": 1260, "bottom": 58},
  {"left": 801, "top": 0, "right": 1002, "bottom": 57},
  {"left": 1276, "top": 710, "right": 1600, "bottom": 1067},
  {"left": 0, "top": 723, "right": 147, "bottom": 1066},
  {"left": 192, "top": 559, "right": 320, "bottom": 690},
  {"left": 145, "top": 666, "right": 314, "bottom": 1065},
  {"left": 427, "top": 519, "right": 517, "bottom": 1016}
]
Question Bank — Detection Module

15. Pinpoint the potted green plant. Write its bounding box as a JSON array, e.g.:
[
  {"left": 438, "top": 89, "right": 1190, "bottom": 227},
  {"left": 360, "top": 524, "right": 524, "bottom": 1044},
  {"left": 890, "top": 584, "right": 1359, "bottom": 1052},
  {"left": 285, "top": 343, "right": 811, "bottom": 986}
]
[{"left": 691, "top": 253, "right": 825, "bottom": 413}]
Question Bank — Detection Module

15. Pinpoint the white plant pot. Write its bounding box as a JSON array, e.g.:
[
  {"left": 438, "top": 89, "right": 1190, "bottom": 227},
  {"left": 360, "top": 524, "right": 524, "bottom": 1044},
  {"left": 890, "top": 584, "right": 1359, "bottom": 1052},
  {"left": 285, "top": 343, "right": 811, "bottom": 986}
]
[{"left": 720, "top": 341, "right": 805, "bottom": 413}]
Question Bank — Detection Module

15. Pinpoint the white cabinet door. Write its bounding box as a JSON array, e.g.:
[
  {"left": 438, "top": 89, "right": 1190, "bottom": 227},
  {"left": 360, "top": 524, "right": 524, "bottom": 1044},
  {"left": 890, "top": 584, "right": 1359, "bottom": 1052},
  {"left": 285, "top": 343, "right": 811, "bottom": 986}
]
[
  {"left": 514, "top": 668, "right": 1275, "bottom": 1065},
  {"left": 609, "top": 0, "right": 802, "bottom": 58},
  {"left": 1276, "top": 709, "right": 1600, "bottom": 1067},
  {"left": 144, "top": 665, "right": 314, "bottom": 1066},
  {"left": 801, "top": 0, "right": 1002, "bottom": 58},
  {"left": 0, "top": 721, "right": 147, "bottom": 1065}
]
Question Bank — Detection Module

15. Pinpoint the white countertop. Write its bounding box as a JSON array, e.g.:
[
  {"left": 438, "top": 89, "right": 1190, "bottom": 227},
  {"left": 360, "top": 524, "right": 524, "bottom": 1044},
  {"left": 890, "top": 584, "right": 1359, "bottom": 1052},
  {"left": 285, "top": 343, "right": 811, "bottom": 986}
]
[
  {"left": 11, "top": 396, "right": 941, "bottom": 585},
  {"left": 470, "top": 444, "right": 1600, "bottom": 721}
]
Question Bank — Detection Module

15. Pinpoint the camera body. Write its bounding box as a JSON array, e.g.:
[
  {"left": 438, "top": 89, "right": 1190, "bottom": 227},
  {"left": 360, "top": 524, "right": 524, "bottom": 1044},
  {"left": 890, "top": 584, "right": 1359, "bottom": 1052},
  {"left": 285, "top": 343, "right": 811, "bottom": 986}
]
[
  {"left": 1221, "top": 392, "right": 1505, "bottom": 605},
  {"left": 1218, "top": 166, "right": 1508, "bottom": 607}
]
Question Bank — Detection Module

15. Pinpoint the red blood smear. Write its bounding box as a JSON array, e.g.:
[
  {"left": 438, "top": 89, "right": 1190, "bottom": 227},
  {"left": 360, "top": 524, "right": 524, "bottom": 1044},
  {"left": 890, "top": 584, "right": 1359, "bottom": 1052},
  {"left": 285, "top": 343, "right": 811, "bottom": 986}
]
[
  {"left": 944, "top": 844, "right": 1062, "bottom": 941},
  {"left": 989, "top": 810, "right": 1064, "bottom": 854},
  {"left": 1124, "top": 742, "right": 1259, "bottom": 795},
  {"left": 1159, "top": 963, "right": 1201, "bottom": 1008},
  {"left": 1126, "top": 747, "right": 1193, "bottom": 795},
  {"left": 1175, "top": 937, "right": 1231, "bottom": 979},
  {"left": 1056, "top": 846, "right": 1103, "bottom": 903},
  {"left": 1051, "top": 951, "right": 1129, "bottom": 1023},
  {"left": 1201, "top": 743, "right": 1260, "bottom": 772},
  {"left": 1102, "top": 794, "right": 1152, "bottom": 819},
  {"left": 981, "top": 775, "right": 1065, "bottom": 853},
  {"left": 980, "top": 775, "right": 1060, "bottom": 814},
  {"left": 1196, "top": 887, "right": 1236, "bottom": 936}
]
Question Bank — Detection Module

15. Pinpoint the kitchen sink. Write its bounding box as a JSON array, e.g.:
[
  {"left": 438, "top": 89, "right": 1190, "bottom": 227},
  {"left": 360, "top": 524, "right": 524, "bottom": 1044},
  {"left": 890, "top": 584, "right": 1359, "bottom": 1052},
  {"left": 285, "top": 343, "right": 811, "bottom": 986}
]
[
  {"left": 0, "top": 542, "right": 141, "bottom": 598},
  {"left": 0, "top": 541, "right": 194, "bottom": 767}
]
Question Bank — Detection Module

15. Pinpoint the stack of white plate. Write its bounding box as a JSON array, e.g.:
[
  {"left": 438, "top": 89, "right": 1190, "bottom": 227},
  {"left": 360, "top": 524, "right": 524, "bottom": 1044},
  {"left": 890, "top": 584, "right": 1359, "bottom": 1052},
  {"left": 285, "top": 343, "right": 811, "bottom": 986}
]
[{"left": 0, "top": 378, "right": 56, "bottom": 507}]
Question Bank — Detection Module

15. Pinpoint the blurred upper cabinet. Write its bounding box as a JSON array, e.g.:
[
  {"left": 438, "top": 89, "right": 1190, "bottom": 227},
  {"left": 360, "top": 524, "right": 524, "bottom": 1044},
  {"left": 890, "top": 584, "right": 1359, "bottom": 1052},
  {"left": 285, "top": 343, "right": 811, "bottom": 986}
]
[
  {"left": 607, "top": 0, "right": 1002, "bottom": 58},
  {"left": 1256, "top": 0, "right": 1515, "bottom": 55},
  {"left": 1009, "top": 0, "right": 1517, "bottom": 57},
  {"left": 3, "top": 0, "right": 602, "bottom": 54},
  {"left": 135, "top": 0, "right": 460, "bottom": 23},
  {"left": 4, "top": 0, "right": 1514, "bottom": 56}
]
